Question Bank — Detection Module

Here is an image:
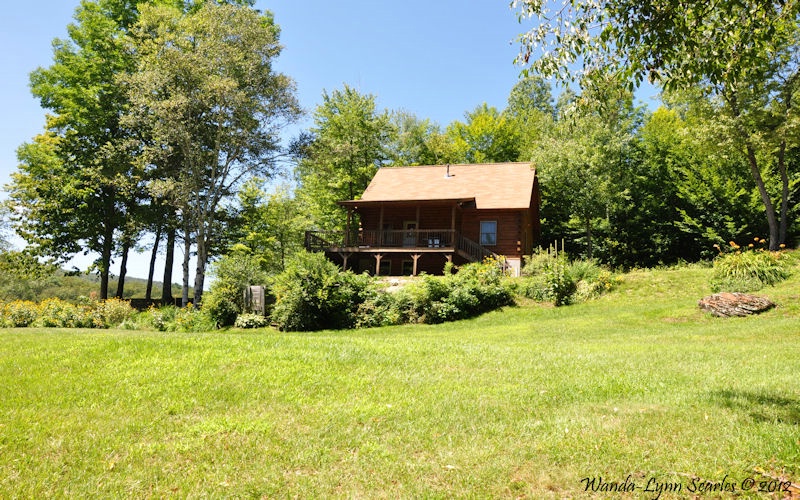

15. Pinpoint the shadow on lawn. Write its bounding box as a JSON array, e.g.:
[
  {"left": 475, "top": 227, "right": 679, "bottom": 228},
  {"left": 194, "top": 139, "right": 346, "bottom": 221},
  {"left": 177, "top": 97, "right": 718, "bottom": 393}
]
[{"left": 711, "top": 390, "right": 800, "bottom": 425}]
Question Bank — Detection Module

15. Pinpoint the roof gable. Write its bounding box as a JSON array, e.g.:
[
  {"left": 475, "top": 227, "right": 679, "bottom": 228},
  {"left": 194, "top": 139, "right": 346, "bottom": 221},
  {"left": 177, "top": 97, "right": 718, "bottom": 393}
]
[{"left": 353, "top": 162, "right": 536, "bottom": 210}]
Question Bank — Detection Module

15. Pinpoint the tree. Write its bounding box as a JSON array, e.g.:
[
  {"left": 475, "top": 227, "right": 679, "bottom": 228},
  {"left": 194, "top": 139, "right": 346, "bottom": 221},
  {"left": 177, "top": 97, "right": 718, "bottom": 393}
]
[
  {"left": 7, "top": 1, "right": 146, "bottom": 299},
  {"left": 231, "top": 180, "right": 307, "bottom": 273},
  {"left": 386, "top": 111, "right": 449, "bottom": 166},
  {"left": 446, "top": 103, "right": 522, "bottom": 163},
  {"left": 513, "top": 0, "right": 800, "bottom": 249},
  {"left": 0, "top": 205, "right": 12, "bottom": 253},
  {"left": 532, "top": 82, "right": 644, "bottom": 262},
  {"left": 505, "top": 75, "right": 556, "bottom": 160},
  {"left": 123, "top": 1, "right": 300, "bottom": 304},
  {"left": 296, "top": 85, "right": 393, "bottom": 231}
]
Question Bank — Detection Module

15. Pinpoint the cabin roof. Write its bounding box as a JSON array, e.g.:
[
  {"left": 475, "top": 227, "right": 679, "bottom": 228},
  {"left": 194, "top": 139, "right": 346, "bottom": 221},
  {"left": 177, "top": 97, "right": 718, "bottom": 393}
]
[{"left": 342, "top": 162, "right": 536, "bottom": 210}]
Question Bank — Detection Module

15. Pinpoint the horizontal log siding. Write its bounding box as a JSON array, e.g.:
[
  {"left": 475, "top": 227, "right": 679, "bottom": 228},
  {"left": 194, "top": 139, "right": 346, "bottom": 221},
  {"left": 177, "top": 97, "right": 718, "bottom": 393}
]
[
  {"left": 461, "top": 209, "right": 526, "bottom": 259},
  {"left": 357, "top": 204, "right": 460, "bottom": 231}
]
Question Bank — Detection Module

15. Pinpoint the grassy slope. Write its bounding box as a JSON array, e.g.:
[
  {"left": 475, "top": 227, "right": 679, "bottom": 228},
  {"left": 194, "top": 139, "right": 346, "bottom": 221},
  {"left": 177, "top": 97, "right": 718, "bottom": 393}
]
[{"left": 1, "top": 265, "right": 799, "bottom": 498}]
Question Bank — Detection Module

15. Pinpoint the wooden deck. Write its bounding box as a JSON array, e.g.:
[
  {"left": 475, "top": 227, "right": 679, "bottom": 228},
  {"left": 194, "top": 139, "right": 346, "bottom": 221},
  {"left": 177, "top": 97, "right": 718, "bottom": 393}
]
[{"left": 305, "top": 229, "right": 497, "bottom": 264}]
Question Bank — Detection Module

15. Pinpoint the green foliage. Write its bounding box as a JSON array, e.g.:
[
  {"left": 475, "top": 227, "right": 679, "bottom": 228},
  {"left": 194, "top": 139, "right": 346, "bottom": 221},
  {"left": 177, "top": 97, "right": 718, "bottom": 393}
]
[
  {"left": 361, "top": 259, "right": 515, "bottom": 326},
  {"left": 123, "top": 1, "right": 300, "bottom": 302},
  {"left": 446, "top": 103, "right": 521, "bottom": 163},
  {"left": 514, "top": 0, "right": 800, "bottom": 250},
  {"left": 0, "top": 297, "right": 135, "bottom": 329},
  {"left": 0, "top": 301, "right": 39, "bottom": 328},
  {"left": 202, "top": 285, "right": 241, "bottom": 328},
  {"left": 234, "top": 313, "right": 270, "bottom": 329},
  {"left": 270, "top": 251, "right": 372, "bottom": 331},
  {"left": 295, "top": 85, "right": 393, "bottom": 231},
  {"left": 232, "top": 182, "right": 307, "bottom": 273},
  {"left": 710, "top": 241, "right": 791, "bottom": 292},
  {"left": 519, "top": 246, "right": 619, "bottom": 306},
  {"left": 270, "top": 253, "right": 514, "bottom": 331},
  {"left": 126, "top": 304, "right": 216, "bottom": 333}
]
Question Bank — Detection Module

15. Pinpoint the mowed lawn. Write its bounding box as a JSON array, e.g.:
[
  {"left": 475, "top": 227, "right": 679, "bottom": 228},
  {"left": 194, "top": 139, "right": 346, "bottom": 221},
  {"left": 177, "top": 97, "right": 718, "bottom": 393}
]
[{"left": 1, "top": 266, "right": 799, "bottom": 498}]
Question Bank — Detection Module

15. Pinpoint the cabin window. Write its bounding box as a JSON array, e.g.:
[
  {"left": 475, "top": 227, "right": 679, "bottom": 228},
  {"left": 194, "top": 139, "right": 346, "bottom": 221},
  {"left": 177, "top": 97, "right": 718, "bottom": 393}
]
[{"left": 480, "top": 221, "right": 497, "bottom": 246}]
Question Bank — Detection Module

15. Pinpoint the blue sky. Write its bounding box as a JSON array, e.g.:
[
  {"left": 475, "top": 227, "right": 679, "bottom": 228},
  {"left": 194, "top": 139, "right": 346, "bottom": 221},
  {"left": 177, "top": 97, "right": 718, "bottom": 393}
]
[{"left": 0, "top": 1, "right": 657, "bottom": 280}]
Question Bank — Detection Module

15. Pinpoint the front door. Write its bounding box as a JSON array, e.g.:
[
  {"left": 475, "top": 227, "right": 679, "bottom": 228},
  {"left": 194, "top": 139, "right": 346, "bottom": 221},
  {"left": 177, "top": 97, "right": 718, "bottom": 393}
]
[{"left": 403, "top": 221, "right": 417, "bottom": 247}]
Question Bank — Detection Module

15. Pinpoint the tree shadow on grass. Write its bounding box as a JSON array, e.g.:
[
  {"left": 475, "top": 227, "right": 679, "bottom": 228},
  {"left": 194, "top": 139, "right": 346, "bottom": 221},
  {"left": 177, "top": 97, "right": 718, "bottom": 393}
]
[{"left": 711, "top": 390, "right": 800, "bottom": 425}]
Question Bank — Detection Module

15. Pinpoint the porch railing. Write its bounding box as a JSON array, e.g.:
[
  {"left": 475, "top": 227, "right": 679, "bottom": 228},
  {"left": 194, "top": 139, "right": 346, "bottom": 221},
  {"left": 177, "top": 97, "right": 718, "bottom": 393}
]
[
  {"left": 456, "top": 234, "right": 498, "bottom": 263},
  {"left": 306, "top": 229, "right": 457, "bottom": 250},
  {"left": 305, "top": 229, "right": 501, "bottom": 264}
]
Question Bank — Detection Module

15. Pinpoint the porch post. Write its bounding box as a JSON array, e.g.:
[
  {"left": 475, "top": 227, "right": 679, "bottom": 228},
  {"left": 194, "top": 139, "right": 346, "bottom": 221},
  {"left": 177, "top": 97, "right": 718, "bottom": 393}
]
[
  {"left": 345, "top": 208, "right": 352, "bottom": 247},
  {"left": 338, "top": 252, "right": 351, "bottom": 271},
  {"left": 378, "top": 205, "right": 384, "bottom": 246},
  {"left": 411, "top": 254, "right": 421, "bottom": 276},
  {"left": 374, "top": 253, "right": 383, "bottom": 276},
  {"left": 451, "top": 204, "right": 457, "bottom": 247}
]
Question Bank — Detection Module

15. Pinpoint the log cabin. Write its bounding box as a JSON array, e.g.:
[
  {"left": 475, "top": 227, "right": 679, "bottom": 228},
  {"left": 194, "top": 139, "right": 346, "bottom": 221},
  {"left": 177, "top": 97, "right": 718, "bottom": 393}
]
[{"left": 305, "top": 162, "right": 540, "bottom": 276}]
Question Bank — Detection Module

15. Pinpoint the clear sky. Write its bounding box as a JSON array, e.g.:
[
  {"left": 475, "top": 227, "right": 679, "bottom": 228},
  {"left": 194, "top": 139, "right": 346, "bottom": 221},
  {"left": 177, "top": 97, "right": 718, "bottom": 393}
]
[{"left": 0, "top": 1, "right": 657, "bottom": 281}]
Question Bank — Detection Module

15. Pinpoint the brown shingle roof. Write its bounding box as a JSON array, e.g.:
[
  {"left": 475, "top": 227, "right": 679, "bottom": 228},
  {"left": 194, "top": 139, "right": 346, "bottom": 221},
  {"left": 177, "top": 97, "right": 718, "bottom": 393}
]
[{"left": 346, "top": 162, "right": 536, "bottom": 210}]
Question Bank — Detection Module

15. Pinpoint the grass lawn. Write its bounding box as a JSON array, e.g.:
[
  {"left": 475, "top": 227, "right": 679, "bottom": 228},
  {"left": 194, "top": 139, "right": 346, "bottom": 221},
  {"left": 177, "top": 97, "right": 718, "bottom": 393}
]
[{"left": 1, "top": 264, "right": 799, "bottom": 498}]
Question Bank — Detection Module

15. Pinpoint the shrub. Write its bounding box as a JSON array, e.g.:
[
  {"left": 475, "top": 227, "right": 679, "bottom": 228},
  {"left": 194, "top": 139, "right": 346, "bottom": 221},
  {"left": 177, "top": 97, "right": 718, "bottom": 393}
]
[
  {"left": 519, "top": 247, "right": 617, "bottom": 306},
  {"left": 203, "top": 285, "right": 240, "bottom": 328},
  {"left": 97, "top": 298, "right": 136, "bottom": 327},
  {"left": 36, "top": 297, "right": 80, "bottom": 327},
  {"left": 520, "top": 249, "right": 576, "bottom": 306},
  {"left": 234, "top": 313, "right": 270, "bottom": 329},
  {"left": 710, "top": 241, "right": 790, "bottom": 292},
  {"left": 173, "top": 304, "right": 216, "bottom": 332},
  {"left": 270, "top": 251, "right": 371, "bottom": 331},
  {"left": 2, "top": 300, "right": 38, "bottom": 327},
  {"left": 383, "top": 259, "right": 514, "bottom": 325}
]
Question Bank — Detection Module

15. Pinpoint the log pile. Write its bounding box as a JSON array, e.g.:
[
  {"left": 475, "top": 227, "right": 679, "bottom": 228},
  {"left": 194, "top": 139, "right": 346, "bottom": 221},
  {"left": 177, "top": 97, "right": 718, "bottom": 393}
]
[{"left": 698, "top": 292, "right": 775, "bottom": 317}]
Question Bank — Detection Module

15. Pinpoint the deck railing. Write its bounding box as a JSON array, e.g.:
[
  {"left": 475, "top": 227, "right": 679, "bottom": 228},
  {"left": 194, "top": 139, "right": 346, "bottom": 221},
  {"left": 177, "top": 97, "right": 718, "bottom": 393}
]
[
  {"left": 456, "top": 234, "right": 498, "bottom": 263},
  {"left": 305, "top": 229, "right": 501, "bottom": 264},
  {"left": 306, "top": 229, "right": 457, "bottom": 250}
]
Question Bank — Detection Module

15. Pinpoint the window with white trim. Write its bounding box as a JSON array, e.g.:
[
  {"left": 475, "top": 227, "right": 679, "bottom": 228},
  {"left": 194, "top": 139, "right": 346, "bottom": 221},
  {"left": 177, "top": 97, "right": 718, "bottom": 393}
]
[{"left": 480, "top": 221, "right": 497, "bottom": 246}]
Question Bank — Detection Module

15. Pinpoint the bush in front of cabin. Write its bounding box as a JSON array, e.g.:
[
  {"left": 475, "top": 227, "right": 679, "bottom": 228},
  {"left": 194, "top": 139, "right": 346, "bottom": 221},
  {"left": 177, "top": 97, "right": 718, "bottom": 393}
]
[
  {"left": 234, "top": 313, "right": 271, "bottom": 329},
  {"left": 270, "top": 251, "right": 372, "bottom": 331},
  {"left": 385, "top": 259, "right": 514, "bottom": 324}
]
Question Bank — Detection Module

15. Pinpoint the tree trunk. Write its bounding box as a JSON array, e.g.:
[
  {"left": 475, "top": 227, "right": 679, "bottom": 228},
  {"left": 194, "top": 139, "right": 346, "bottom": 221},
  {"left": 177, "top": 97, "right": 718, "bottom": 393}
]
[
  {"left": 115, "top": 238, "right": 130, "bottom": 299},
  {"left": 778, "top": 140, "right": 789, "bottom": 245},
  {"left": 193, "top": 224, "right": 207, "bottom": 305},
  {"left": 182, "top": 220, "right": 191, "bottom": 307},
  {"left": 727, "top": 92, "right": 780, "bottom": 250},
  {"left": 744, "top": 142, "right": 779, "bottom": 250},
  {"left": 145, "top": 225, "right": 162, "bottom": 301},
  {"left": 100, "top": 218, "right": 114, "bottom": 300},
  {"left": 585, "top": 216, "right": 593, "bottom": 260},
  {"left": 162, "top": 225, "right": 176, "bottom": 303}
]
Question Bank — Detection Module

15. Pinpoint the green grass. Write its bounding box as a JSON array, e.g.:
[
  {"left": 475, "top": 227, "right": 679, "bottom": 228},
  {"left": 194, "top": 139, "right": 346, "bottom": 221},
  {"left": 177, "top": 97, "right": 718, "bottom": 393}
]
[{"left": 1, "top": 264, "right": 799, "bottom": 498}]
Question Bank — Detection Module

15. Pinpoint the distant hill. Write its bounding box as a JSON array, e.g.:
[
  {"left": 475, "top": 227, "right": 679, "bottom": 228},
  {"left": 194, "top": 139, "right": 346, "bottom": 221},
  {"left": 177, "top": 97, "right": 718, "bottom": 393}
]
[{"left": 0, "top": 269, "right": 191, "bottom": 303}]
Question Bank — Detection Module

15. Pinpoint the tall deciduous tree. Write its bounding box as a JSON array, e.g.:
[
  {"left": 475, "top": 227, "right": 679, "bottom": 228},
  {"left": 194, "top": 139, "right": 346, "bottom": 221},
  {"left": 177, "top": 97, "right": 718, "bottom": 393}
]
[
  {"left": 232, "top": 180, "right": 307, "bottom": 273},
  {"left": 296, "top": 85, "right": 393, "bottom": 231},
  {"left": 446, "top": 103, "right": 522, "bottom": 163},
  {"left": 9, "top": 0, "right": 144, "bottom": 299},
  {"left": 513, "top": 0, "right": 800, "bottom": 249},
  {"left": 124, "top": 2, "right": 300, "bottom": 304},
  {"left": 532, "top": 83, "right": 643, "bottom": 260}
]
